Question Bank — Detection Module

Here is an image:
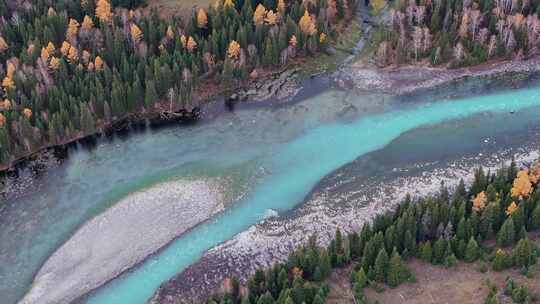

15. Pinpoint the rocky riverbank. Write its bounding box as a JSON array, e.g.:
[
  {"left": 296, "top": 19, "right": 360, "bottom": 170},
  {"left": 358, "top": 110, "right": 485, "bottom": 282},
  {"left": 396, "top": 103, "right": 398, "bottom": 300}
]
[
  {"left": 338, "top": 56, "right": 540, "bottom": 95},
  {"left": 151, "top": 144, "right": 540, "bottom": 304},
  {"left": 19, "top": 178, "right": 226, "bottom": 304}
]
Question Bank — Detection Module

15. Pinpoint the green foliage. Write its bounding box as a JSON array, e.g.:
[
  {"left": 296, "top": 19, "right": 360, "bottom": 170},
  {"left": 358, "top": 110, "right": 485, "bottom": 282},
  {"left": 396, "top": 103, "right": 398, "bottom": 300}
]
[{"left": 465, "top": 237, "right": 480, "bottom": 263}]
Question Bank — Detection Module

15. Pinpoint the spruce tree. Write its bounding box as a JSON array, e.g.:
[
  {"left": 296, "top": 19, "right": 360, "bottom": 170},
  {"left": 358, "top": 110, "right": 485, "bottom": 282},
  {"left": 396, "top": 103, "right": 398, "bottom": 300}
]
[
  {"left": 497, "top": 217, "right": 515, "bottom": 247},
  {"left": 373, "top": 248, "right": 389, "bottom": 283},
  {"left": 464, "top": 237, "right": 480, "bottom": 263}
]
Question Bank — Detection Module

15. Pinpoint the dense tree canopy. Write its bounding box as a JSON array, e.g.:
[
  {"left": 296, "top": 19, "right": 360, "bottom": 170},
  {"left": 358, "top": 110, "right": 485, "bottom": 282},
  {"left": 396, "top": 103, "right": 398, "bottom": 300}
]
[{"left": 0, "top": 0, "right": 357, "bottom": 166}]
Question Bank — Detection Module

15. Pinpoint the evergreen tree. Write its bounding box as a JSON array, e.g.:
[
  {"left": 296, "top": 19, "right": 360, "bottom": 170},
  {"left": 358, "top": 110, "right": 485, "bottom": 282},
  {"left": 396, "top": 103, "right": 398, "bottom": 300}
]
[
  {"left": 497, "top": 217, "right": 516, "bottom": 247},
  {"left": 373, "top": 248, "right": 389, "bottom": 283},
  {"left": 464, "top": 237, "right": 480, "bottom": 263}
]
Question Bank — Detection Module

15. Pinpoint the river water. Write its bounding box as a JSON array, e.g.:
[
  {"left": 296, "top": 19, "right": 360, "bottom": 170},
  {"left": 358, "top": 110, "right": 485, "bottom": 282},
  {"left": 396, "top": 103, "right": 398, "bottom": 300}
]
[{"left": 2, "top": 74, "right": 540, "bottom": 304}]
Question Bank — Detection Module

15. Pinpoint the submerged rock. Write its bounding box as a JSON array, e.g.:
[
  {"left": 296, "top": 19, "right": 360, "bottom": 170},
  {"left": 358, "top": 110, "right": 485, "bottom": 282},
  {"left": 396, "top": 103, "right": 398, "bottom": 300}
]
[{"left": 19, "top": 178, "right": 225, "bottom": 304}]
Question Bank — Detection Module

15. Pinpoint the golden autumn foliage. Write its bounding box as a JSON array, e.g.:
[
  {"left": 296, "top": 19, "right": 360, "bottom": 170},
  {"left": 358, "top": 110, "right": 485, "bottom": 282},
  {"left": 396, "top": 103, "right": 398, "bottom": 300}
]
[
  {"left": 0, "top": 113, "right": 5, "bottom": 128},
  {"left": 299, "top": 11, "right": 316, "bottom": 35},
  {"left": 289, "top": 35, "right": 297, "bottom": 47},
  {"left": 96, "top": 0, "right": 113, "bottom": 23},
  {"left": 46, "top": 42, "right": 56, "bottom": 55},
  {"left": 61, "top": 41, "right": 71, "bottom": 56},
  {"left": 2, "top": 76, "right": 14, "bottom": 90},
  {"left": 131, "top": 24, "right": 143, "bottom": 43},
  {"left": 2, "top": 63, "right": 15, "bottom": 90},
  {"left": 67, "top": 18, "right": 80, "bottom": 38},
  {"left": 223, "top": 0, "right": 234, "bottom": 8},
  {"left": 506, "top": 201, "right": 519, "bottom": 216},
  {"left": 471, "top": 191, "right": 487, "bottom": 212},
  {"left": 187, "top": 36, "right": 197, "bottom": 52},
  {"left": 319, "top": 32, "right": 327, "bottom": 43},
  {"left": 6, "top": 62, "right": 15, "bottom": 78},
  {"left": 166, "top": 26, "right": 174, "bottom": 39},
  {"left": 82, "top": 15, "right": 94, "bottom": 29},
  {"left": 67, "top": 47, "right": 79, "bottom": 63},
  {"left": 278, "top": 0, "right": 286, "bottom": 14},
  {"left": 511, "top": 170, "right": 532, "bottom": 199},
  {"left": 49, "top": 57, "right": 61, "bottom": 69},
  {"left": 227, "top": 40, "right": 241, "bottom": 59},
  {"left": 180, "top": 35, "right": 187, "bottom": 48},
  {"left": 23, "top": 108, "right": 32, "bottom": 118},
  {"left": 265, "top": 10, "right": 277, "bottom": 25},
  {"left": 95, "top": 56, "right": 104, "bottom": 70},
  {"left": 253, "top": 4, "right": 267, "bottom": 26},
  {"left": 0, "top": 37, "right": 8, "bottom": 53},
  {"left": 369, "top": 0, "right": 387, "bottom": 14},
  {"left": 41, "top": 47, "right": 51, "bottom": 62},
  {"left": 197, "top": 9, "right": 208, "bottom": 28}
]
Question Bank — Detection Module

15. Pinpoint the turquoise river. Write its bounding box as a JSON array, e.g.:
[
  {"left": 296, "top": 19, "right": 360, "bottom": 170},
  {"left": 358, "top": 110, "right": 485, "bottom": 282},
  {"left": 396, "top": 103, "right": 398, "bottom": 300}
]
[{"left": 3, "top": 75, "right": 540, "bottom": 304}]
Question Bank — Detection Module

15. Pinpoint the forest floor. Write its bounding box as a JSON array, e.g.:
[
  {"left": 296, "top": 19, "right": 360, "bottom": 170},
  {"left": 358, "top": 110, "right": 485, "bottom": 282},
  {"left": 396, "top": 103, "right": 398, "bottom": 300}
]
[{"left": 327, "top": 233, "right": 540, "bottom": 304}]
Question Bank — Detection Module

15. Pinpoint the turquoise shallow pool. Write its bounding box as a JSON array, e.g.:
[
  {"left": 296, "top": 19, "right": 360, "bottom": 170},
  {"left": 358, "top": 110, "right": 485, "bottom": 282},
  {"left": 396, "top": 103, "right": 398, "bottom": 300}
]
[{"left": 4, "top": 78, "right": 540, "bottom": 304}]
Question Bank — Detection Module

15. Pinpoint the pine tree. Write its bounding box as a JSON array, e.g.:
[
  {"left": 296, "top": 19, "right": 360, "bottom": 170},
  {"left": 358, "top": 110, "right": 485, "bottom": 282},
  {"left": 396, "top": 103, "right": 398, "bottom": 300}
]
[
  {"left": 497, "top": 217, "right": 515, "bottom": 247},
  {"left": 419, "top": 241, "right": 432, "bottom": 262},
  {"left": 144, "top": 80, "right": 158, "bottom": 108},
  {"left": 513, "top": 237, "right": 534, "bottom": 268},
  {"left": 464, "top": 237, "right": 480, "bottom": 262},
  {"left": 373, "top": 248, "right": 389, "bottom": 282},
  {"left": 492, "top": 249, "right": 511, "bottom": 271},
  {"left": 387, "top": 249, "right": 405, "bottom": 287}
]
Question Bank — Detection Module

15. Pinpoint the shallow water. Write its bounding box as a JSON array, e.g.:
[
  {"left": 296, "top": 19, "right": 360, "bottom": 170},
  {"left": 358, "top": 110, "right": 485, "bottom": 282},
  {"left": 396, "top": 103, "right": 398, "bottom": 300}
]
[{"left": 3, "top": 76, "right": 540, "bottom": 304}]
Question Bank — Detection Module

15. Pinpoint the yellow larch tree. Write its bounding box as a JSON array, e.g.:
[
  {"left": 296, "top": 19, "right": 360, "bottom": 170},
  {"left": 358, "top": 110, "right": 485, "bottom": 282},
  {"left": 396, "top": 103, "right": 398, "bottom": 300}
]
[
  {"left": 166, "top": 26, "right": 174, "bottom": 39},
  {"left": 319, "top": 32, "right": 327, "bottom": 43},
  {"left": 180, "top": 35, "right": 187, "bottom": 48},
  {"left": 131, "top": 24, "right": 143, "bottom": 43},
  {"left": 299, "top": 11, "right": 316, "bottom": 35},
  {"left": 41, "top": 47, "right": 51, "bottom": 61},
  {"left": 67, "top": 47, "right": 79, "bottom": 63},
  {"left": 197, "top": 9, "right": 208, "bottom": 28},
  {"left": 278, "top": 0, "right": 286, "bottom": 14},
  {"left": 82, "top": 15, "right": 94, "bottom": 30},
  {"left": 471, "top": 191, "right": 487, "bottom": 212},
  {"left": 506, "top": 201, "right": 519, "bottom": 216},
  {"left": 96, "top": 0, "right": 113, "bottom": 23},
  {"left": 265, "top": 10, "right": 277, "bottom": 25},
  {"left": 253, "top": 4, "right": 267, "bottom": 26},
  {"left": 2, "top": 76, "right": 15, "bottom": 91},
  {"left": 2, "top": 63, "right": 15, "bottom": 90},
  {"left": 46, "top": 42, "right": 56, "bottom": 56},
  {"left": 227, "top": 40, "right": 241, "bottom": 59},
  {"left": 49, "top": 57, "right": 61, "bottom": 70},
  {"left": 0, "top": 37, "right": 8, "bottom": 53},
  {"left": 223, "top": 0, "right": 234, "bottom": 8},
  {"left": 0, "top": 113, "right": 5, "bottom": 128},
  {"left": 61, "top": 41, "right": 72, "bottom": 56},
  {"left": 511, "top": 170, "right": 532, "bottom": 199},
  {"left": 187, "top": 36, "right": 197, "bottom": 52},
  {"left": 94, "top": 56, "right": 104, "bottom": 70},
  {"left": 289, "top": 35, "right": 297, "bottom": 47},
  {"left": 67, "top": 18, "right": 80, "bottom": 39},
  {"left": 23, "top": 108, "right": 32, "bottom": 118}
]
